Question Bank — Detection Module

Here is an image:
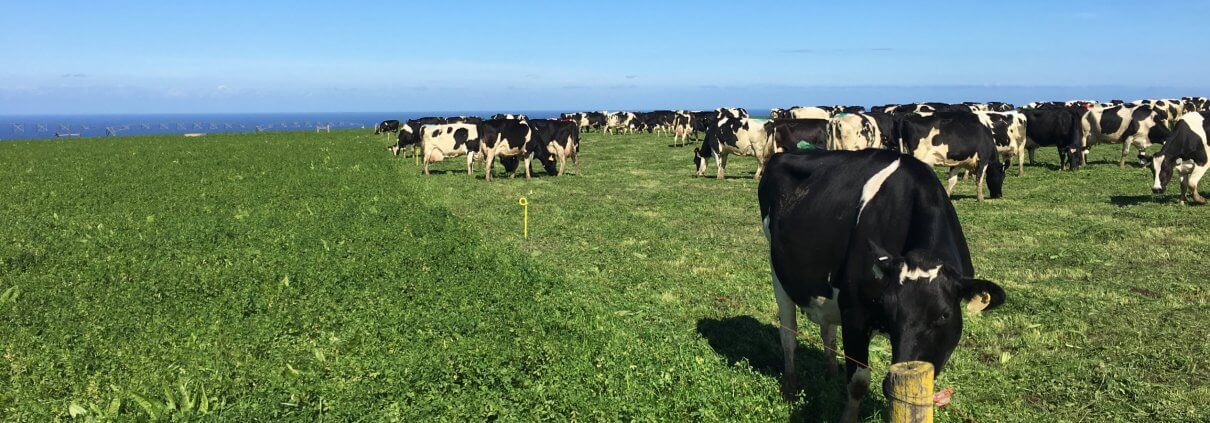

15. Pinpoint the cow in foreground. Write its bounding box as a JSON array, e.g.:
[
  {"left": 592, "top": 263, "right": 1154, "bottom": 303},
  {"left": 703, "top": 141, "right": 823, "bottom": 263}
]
[
  {"left": 1150, "top": 111, "right": 1210, "bottom": 205},
  {"left": 900, "top": 112, "right": 1005, "bottom": 200},
  {"left": 760, "top": 150, "right": 1006, "bottom": 422}
]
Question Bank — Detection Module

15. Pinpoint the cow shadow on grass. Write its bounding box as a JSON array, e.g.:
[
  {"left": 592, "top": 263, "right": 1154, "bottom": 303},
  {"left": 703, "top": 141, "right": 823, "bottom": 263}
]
[
  {"left": 696, "top": 316, "right": 885, "bottom": 422},
  {"left": 1109, "top": 194, "right": 1177, "bottom": 206}
]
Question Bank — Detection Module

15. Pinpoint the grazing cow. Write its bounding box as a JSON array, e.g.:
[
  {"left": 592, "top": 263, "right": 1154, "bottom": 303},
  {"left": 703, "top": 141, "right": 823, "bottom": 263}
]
[
  {"left": 1182, "top": 97, "right": 1208, "bottom": 112},
  {"left": 759, "top": 149, "right": 1006, "bottom": 422},
  {"left": 1150, "top": 111, "right": 1210, "bottom": 205},
  {"left": 765, "top": 119, "right": 830, "bottom": 153},
  {"left": 478, "top": 119, "right": 537, "bottom": 181},
  {"left": 786, "top": 106, "right": 832, "bottom": 120},
  {"left": 1081, "top": 104, "right": 1171, "bottom": 167},
  {"left": 528, "top": 119, "right": 582, "bottom": 176},
  {"left": 375, "top": 120, "right": 401, "bottom": 136},
  {"left": 693, "top": 116, "right": 770, "bottom": 179},
  {"left": 827, "top": 113, "right": 884, "bottom": 151},
  {"left": 637, "top": 110, "right": 678, "bottom": 136},
  {"left": 419, "top": 123, "right": 480, "bottom": 176},
  {"left": 389, "top": 117, "right": 447, "bottom": 157},
  {"left": 975, "top": 111, "right": 1029, "bottom": 176},
  {"left": 1022, "top": 106, "right": 1085, "bottom": 170},
  {"left": 899, "top": 112, "right": 1005, "bottom": 200},
  {"left": 604, "top": 112, "right": 640, "bottom": 135}
]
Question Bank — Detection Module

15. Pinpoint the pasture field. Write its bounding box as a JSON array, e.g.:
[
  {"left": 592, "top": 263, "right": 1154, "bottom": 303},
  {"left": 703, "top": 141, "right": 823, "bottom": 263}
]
[{"left": 0, "top": 129, "right": 1206, "bottom": 422}]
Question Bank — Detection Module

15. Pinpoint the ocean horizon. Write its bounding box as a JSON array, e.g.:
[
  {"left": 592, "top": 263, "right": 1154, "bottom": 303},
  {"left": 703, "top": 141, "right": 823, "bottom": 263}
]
[{"left": 0, "top": 111, "right": 581, "bottom": 140}]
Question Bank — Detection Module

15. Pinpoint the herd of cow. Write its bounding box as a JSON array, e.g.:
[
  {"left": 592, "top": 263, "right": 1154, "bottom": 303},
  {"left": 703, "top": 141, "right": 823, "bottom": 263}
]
[{"left": 374, "top": 97, "right": 1206, "bottom": 422}]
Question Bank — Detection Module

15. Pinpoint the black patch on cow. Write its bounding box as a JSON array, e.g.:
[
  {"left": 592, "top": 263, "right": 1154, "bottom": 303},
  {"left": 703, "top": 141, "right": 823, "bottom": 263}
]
[
  {"left": 1099, "top": 107, "right": 1124, "bottom": 135},
  {"left": 452, "top": 127, "right": 470, "bottom": 150}
]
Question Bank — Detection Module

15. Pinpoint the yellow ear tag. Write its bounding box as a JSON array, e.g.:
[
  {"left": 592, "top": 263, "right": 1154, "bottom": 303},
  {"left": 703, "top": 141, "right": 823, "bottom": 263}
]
[{"left": 966, "top": 292, "right": 992, "bottom": 313}]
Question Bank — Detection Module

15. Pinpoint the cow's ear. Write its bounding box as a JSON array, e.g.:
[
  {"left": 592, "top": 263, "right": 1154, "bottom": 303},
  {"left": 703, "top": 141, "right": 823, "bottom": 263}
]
[
  {"left": 959, "top": 278, "right": 1006, "bottom": 313},
  {"left": 867, "top": 240, "right": 896, "bottom": 279}
]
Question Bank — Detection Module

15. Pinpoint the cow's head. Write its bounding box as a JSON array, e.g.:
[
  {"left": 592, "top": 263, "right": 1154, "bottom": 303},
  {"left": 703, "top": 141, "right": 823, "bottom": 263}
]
[
  {"left": 868, "top": 243, "right": 1005, "bottom": 377},
  {"left": 1149, "top": 153, "right": 1176, "bottom": 194},
  {"left": 692, "top": 147, "right": 708, "bottom": 176}
]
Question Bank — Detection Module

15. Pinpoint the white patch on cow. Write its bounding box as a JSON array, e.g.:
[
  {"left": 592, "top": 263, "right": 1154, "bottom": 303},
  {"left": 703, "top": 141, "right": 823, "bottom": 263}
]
[
  {"left": 803, "top": 288, "right": 842, "bottom": 326},
  {"left": 899, "top": 263, "right": 942, "bottom": 284},
  {"left": 857, "top": 159, "right": 901, "bottom": 223},
  {"left": 1152, "top": 154, "right": 1166, "bottom": 190}
]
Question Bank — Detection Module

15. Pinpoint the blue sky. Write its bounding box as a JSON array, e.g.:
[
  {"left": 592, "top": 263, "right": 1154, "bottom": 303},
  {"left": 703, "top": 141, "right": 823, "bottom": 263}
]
[{"left": 2, "top": 1, "right": 1208, "bottom": 114}]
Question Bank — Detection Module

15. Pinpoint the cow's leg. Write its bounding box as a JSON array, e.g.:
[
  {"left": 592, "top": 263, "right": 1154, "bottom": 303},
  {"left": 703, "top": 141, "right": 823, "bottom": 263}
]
[
  {"left": 945, "top": 167, "right": 960, "bottom": 198},
  {"left": 821, "top": 324, "right": 839, "bottom": 376},
  {"left": 1027, "top": 146, "right": 1037, "bottom": 164},
  {"left": 716, "top": 154, "right": 727, "bottom": 180},
  {"left": 1017, "top": 147, "right": 1025, "bottom": 176},
  {"left": 1188, "top": 164, "right": 1208, "bottom": 205},
  {"left": 484, "top": 153, "right": 496, "bottom": 181},
  {"left": 522, "top": 154, "right": 531, "bottom": 179},
  {"left": 466, "top": 154, "right": 474, "bottom": 176},
  {"left": 839, "top": 322, "right": 872, "bottom": 423},
  {"left": 976, "top": 164, "right": 988, "bottom": 202},
  {"left": 1119, "top": 140, "right": 1132, "bottom": 168},
  {"left": 771, "top": 272, "right": 799, "bottom": 399},
  {"left": 556, "top": 145, "right": 567, "bottom": 176}
]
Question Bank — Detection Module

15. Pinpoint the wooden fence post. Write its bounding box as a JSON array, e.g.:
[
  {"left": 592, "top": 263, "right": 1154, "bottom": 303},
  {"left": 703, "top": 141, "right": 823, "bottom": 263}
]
[{"left": 888, "top": 361, "right": 934, "bottom": 423}]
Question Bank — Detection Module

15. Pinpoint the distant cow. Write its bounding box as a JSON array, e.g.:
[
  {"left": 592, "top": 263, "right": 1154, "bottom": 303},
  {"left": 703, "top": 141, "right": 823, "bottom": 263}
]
[
  {"left": 1022, "top": 106, "right": 1085, "bottom": 170},
  {"left": 786, "top": 106, "right": 832, "bottom": 120},
  {"left": 1081, "top": 104, "right": 1171, "bottom": 167},
  {"left": 1150, "top": 111, "right": 1209, "bottom": 205},
  {"left": 1132, "top": 99, "right": 1182, "bottom": 128},
  {"left": 827, "top": 113, "right": 884, "bottom": 151},
  {"left": 446, "top": 116, "right": 483, "bottom": 124},
  {"left": 765, "top": 119, "right": 830, "bottom": 153},
  {"left": 375, "top": 120, "right": 401, "bottom": 135},
  {"left": 491, "top": 114, "right": 529, "bottom": 121},
  {"left": 389, "top": 117, "right": 447, "bottom": 157},
  {"left": 528, "top": 119, "right": 582, "bottom": 176},
  {"left": 900, "top": 112, "right": 1005, "bottom": 200},
  {"left": 693, "top": 116, "right": 770, "bottom": 179},
  {"left": 975, "top": 111, "right": 1029, "bottom": 176},
  {"left": 759, "top": 149, "right": 1005, "bottom": 421},
  {"left": 1182, "top": 97, "right": 1208, "bottom": 112},
  {"left": 419, "top": 123, "right": 480, "bottom": 176}
]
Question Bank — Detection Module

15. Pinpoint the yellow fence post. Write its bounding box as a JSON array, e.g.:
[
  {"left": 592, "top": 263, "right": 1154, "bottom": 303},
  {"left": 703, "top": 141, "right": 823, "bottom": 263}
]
[
  {"left": 518, "top": 197, "right": 529, "bottom": 239},
  {"left": 888, "top": 361, "right": 934, "bottom": 423}
]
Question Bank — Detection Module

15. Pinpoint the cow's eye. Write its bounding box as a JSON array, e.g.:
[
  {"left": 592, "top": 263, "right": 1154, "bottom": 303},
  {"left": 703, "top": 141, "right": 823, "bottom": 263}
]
[{"left": 934, "top": 312, "right": 951, "bottom": 326}]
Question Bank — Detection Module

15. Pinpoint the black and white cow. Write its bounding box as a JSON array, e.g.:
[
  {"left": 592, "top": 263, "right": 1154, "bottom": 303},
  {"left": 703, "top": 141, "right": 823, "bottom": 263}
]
[
  {"left": 528, "top": 119, "right": 582, "bottom": 176},
  {"left": 828, "top": 113, "right": 884, "bottom": 151},
  {"left": 1132, "top": 99, "right": 1182, "bottom": 128},
  {"left": 490, "top": 114, "right": 528, "bottom": 121},
  {"left": 604, "top": 112, "right": 640, "bottom": 135},
  {"left": 693, "top": 116, "right": 770, "bottom": 179},
  {"left": 478, "top": 118, "right": 537, "bottom": 181},
  {"left": 785, "top": 106, "right": 832, "bottom": 120},
  {"left": 975, "top": 111, "right": 1029, "bottom": 176},
  {"left": 900, "top": 112, "right": 1005, "bottom": 200},
  {"left": 1081, "top": 104, "right": 1171, "bottom": 167},
  {"left": 1150, "top": 111, "right": 1209, "bottom": 205},
  {"left": 419, "top": 123, "right": 480, "bottom": 176},
  {"left": 389, "top": 117, "right": 447, "bottom": 157},
  {"left": 716, "top": 107, "right": 749, "bottom": 120},
  {"left": 374, "top": 119, "right": 400, "bottom": 135},
  {"left": 885, "top": 103, "right": 937, "bottom": 115},
  {"left": 446, "top": 116, "right": 483, "bottom": 124},
  {"left": 760, "top": 149, "right": 1006, "bottom": 421},
  {"left": 864, "top": 112, "right": 901, "bottom": 152},
  {"left": 987, "top": 102, "right": 1015, "bottom": 112},
  {"left": 1022, "top": 106, "right": 1085, "bottom": 170},
  {"left": 765, "top": 119, "right": 830, "bottom": 153},
  {"left": 1182, "top": 97, "right": 1208, "bottom": 112}
]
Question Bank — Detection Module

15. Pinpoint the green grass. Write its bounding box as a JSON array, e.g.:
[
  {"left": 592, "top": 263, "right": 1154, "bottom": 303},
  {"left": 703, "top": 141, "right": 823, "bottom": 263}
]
[{"left": 1, "top": 129, "right": 1206, "bottom": 422}]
